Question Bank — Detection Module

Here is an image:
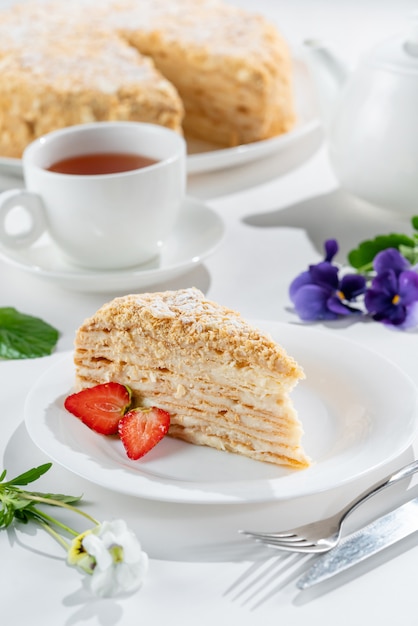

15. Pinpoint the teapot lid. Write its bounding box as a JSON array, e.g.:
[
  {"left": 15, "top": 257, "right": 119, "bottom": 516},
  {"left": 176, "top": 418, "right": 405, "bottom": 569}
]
[{"left": 367, "top": 13, "right": 418, "bottom": 74}]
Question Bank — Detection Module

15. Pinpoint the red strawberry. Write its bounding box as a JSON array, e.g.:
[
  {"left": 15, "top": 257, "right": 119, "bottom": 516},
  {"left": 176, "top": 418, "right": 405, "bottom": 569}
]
[
  {"left": 64, "top": 382, "right": 132, "bottom": 435},
  {"left": 118, "top": 407, "right": 170, "bottom": 460}
]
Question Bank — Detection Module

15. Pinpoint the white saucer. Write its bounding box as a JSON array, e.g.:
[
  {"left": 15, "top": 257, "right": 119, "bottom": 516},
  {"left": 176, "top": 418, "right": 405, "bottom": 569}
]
[{"left": 0, "top": 197, "right": 224, "bottom": 292}]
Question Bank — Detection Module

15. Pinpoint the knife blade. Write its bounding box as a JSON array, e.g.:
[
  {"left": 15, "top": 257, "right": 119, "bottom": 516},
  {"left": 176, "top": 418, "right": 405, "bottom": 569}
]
[{"left": 297, "top": 496, "right": 418, "bottom": 590}]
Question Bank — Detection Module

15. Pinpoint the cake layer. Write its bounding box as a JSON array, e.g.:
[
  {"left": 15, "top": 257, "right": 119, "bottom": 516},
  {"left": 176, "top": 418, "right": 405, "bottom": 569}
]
[{"left": 73, "top": 288, "right": 309, "bottom": 469}]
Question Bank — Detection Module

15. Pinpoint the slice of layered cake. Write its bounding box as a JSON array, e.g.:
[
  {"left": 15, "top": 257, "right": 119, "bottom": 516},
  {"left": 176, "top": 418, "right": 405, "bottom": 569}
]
[{"left": 73, "top": 288, "right": 309, "bottom": 469}]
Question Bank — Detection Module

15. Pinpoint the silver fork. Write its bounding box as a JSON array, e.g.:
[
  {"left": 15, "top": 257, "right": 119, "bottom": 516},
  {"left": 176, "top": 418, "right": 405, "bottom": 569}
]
[{"left": 240, "top": 459, "right": 418, "bottom": 554}]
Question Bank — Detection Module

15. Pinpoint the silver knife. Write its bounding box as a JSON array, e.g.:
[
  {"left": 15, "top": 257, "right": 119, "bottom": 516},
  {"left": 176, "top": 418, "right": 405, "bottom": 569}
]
[{"left": 297, "top": 496, "right": 418, "bottom": 590}]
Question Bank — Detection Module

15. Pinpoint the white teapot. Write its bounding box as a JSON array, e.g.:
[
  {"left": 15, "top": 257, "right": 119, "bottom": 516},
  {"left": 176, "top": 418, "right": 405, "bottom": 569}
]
[{"left": 304, "top": 19, "right": 418, "bottom": 215}]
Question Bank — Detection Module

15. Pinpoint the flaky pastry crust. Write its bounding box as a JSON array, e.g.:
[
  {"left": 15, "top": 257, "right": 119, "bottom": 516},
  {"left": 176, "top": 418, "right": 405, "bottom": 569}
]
[{"left": 73, "top": 288, "right": 310, "bottom": 469}]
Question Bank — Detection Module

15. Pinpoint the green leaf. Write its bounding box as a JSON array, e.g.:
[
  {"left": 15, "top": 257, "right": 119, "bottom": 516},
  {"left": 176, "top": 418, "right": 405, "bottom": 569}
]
[
  {"left": 347, "top": 233, "right": 415, "bottom": 271},
  {"left": 2, "top": 463, "right": 52, "bottom": 487},
  {"left": 14, "top": 509, "right": 33, "bottom": 524},
  {"left": 0, "top": 464, "right": 87, "bottom": 534},
  {"left": 1, "top": 506, "right": 16, "bottom": 528},
  {"left": 411, "top": 215, "right": 418, "bottom": 231},
  {"left": 8, "top": 498, "right": 37, "bottom": 511},
  {"left": 29, "top": 492, "right": 83, "bottom": 505},
  {"left": 0, "top": 308, "right": 59, "bottom": 359},
  {"left": 400, "top": 244, "right": 418, "bottom": 266}
]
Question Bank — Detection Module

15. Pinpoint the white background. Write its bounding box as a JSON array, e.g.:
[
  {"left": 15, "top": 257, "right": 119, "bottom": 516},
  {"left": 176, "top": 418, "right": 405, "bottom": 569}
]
[{"left": 1, "top": 1, "right": 418, "bottom": 625}]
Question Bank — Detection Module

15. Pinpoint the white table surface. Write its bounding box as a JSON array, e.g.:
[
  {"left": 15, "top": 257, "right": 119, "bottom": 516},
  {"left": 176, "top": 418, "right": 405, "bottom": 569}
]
[{"left": 2, "top": 0, "right": 418, "bottom": 624}]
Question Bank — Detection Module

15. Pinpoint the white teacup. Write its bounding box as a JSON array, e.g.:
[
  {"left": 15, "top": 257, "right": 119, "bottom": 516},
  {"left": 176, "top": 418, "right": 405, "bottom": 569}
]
[{"left": 0, "top": 122, "right": 186, "bottom": 270}]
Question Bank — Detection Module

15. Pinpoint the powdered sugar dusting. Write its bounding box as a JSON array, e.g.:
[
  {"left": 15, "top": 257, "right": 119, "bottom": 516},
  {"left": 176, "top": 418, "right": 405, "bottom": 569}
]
[
  {"left": 133, "top": 288, "right": 249, "bottom": 334},
  {"left": 103, "top": 0, "right": 281, "bottom": 59},
  {"left": 0, "top": 0, "right": 284, "bottom": 80},
  {"left": 0, "top": 2, "right": 174, "bottom": 92}
]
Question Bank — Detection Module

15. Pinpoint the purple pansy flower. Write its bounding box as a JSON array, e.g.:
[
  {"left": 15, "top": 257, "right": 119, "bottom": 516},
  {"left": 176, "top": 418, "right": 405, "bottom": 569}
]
[
  {"left": 289, "top": 239, "right": 366, "bottom": 321},
  {"left": 364, "top": 248, "right": 418, "bottom": 328}
]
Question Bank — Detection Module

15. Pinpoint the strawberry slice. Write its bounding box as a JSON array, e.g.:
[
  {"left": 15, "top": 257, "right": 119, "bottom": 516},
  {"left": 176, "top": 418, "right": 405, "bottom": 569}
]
[
  {"left": 118, "top": 407, "right": 171, "bottom": 460},
  {"left": 64, "top": 382, "right": 132, "bottom": 435}
]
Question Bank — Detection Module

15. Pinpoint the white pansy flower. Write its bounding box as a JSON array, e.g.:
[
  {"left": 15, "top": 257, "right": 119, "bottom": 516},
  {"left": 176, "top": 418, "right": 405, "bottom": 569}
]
[
  {"left": 1, "top": 463, "right": 149, "bottom": 599},
  {"left": 69, "top": 519, "right": 148, "bottom": 597}
]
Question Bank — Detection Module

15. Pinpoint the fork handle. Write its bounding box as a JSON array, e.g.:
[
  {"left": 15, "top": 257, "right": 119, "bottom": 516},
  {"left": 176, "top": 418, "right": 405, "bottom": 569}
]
[{"left": 339, "top": 459, "right": 418, "bottom": 525}]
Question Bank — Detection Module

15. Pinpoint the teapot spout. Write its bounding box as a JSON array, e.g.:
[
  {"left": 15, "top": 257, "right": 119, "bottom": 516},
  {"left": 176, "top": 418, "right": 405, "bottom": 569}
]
[{"left": 303, "top": 39, "right": 349, "bottom": 129}]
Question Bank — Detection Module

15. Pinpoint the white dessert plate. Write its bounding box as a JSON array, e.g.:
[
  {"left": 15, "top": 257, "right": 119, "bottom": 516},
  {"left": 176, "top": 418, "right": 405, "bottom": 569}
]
[
  {"left": 0, "top": 197, "right": 224, "bottom": 292},
  {"left": 24, "top": 322, "right": 418, "bottom": 504},
  {"left": 0, "top": 56, "right": 319, "bottom": 177}
]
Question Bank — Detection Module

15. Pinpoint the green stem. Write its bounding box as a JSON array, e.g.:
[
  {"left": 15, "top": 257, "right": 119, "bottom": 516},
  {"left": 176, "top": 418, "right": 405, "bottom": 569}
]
[
  {"left": 20, "top": 493, "right": 99, "bottom": 525},
  {"left": 31, "top": 506, "right": 80, "bottom": 537},
  {"left": 38, "top": 520, "right": 71, "bottom": 551}
]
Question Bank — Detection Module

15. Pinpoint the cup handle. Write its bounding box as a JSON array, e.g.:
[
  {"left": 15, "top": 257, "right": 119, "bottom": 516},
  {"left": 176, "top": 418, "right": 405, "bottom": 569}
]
[{"left": 0, "top": 189, "right": 47, "bottom": 249}]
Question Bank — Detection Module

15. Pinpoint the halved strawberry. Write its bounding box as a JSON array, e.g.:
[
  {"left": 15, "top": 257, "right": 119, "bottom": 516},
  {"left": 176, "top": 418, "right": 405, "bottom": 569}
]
[
  {"left": 118, "top": 407, "right": 170, "bottom": 460},
  {"left": 64, "top": 382, "right": 132, "bottom": 435}
]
